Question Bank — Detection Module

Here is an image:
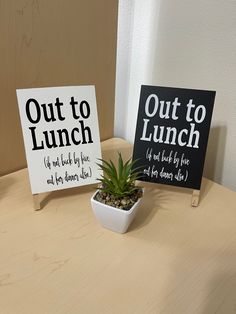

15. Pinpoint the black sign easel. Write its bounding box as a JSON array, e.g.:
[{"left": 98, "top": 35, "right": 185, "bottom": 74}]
[{"left": 133, "top": 85, "right": 216, "bottom": 206}]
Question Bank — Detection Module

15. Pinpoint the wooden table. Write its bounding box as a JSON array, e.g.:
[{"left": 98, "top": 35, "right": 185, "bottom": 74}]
[{"left": 1, "top": 138, "right": 236, "bottom": 314}]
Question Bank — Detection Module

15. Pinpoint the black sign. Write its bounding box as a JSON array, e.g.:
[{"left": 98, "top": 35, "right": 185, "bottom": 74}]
[{"left": 133, "top": 85, "right": 216, "bottom": 190}]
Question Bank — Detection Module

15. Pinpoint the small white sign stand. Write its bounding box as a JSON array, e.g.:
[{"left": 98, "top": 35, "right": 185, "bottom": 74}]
[
  {"left": 17, "top": 86, "right": 102, "bottom": 210},
  {"left": 33, "top": 194, "right": 41, "bottom": 210}
]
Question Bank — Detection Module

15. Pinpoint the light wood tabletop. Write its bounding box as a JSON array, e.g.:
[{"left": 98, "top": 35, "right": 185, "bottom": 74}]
[{"left": 1, "top": 138, "right": 236, "bottom": 314}]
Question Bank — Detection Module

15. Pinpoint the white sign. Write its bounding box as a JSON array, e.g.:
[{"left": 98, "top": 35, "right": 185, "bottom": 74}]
[{"left": 17, "top": 86, "right": 102, "bottom": 194}]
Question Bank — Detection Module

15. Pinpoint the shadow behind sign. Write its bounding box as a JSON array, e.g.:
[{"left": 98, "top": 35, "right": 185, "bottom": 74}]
[{"left": 133, "top": 85, "right": 216, "bottom": 190}]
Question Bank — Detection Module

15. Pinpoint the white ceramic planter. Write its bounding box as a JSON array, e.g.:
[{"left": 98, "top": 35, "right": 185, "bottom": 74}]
[{"left": 91, "top": 191, "right": 143, "bottom": 233}]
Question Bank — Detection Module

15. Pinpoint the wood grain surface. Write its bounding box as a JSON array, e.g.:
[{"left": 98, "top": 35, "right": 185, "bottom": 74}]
[
  {"left": 0, "top": 0, "right": 118, "bottom": 176},
  {"left": 0, "top": 138, "right": 236, "bottom": 314}
]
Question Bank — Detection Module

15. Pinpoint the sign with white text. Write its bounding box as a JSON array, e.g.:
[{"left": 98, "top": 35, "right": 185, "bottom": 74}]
[
  {"left": 133, "top": 85, "right": 216, "bottom": 190},
  {"left": 17, "top": 86, "right": 101, "bottom": 194}
]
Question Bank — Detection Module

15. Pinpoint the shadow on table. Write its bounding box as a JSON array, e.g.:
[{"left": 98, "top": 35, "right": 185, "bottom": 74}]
[
  {"left": 129, "top": 177, "right": 215, "bottom": 232},
  {"left": 128, "top": 187, "right": 160, "bottom": 231},
  {"left": 199, "top": 178, "right": 214, "bottom": 202},
  {"left": 38, "top": 184, "right": 96, "bottom": 209},
  {"left": 129, "top": 182, "right": 174, "bottom": 232}
]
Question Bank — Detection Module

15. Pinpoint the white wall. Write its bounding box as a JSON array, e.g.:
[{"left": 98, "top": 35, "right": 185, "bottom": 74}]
[
  {"left": 115, "top": 0, "right": 161, "bottom": 143},
  {"left": 115, "top": 0, "right": 236, "bottom": 191}
]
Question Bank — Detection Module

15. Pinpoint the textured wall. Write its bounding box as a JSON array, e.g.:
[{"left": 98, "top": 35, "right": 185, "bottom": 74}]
[{"left": 0, "top": 0, "right": 118, "bottom": 176}]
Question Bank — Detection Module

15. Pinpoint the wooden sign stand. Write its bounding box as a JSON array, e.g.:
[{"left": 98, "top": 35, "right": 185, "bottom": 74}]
[
  {"left": 33, "top": 194, "right": 41, "bottom": 210},
  {"left": 132, "top": 85, "right": 215, "bottom": 211},
  {"left": 191, "top": 189, "right": 200, "bottom": 207},
  {"left": 17, "top": 86, "right": 102, "bottom": 212}
]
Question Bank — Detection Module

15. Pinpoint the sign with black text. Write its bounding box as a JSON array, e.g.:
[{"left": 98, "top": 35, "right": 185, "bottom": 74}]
[
  {"left": 133, "top": 85, "right": 216, "bottom": 190},
  {"left": 17, "top": 86, "right": 101, "bottom": 194}
]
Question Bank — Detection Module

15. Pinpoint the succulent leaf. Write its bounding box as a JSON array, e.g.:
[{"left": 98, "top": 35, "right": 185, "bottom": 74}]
[{"left": 96, "top": 153, "right": 142, "bottom": 198}]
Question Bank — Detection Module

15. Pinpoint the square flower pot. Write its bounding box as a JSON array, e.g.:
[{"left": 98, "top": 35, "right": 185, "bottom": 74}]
[{"left": 91, "top": 190, "right": 143, "bottom": 233}]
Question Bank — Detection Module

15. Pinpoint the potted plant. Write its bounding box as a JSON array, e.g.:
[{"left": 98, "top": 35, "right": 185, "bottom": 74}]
[{"left": 91, "top": 153, "right": 143, "bottom": 233}]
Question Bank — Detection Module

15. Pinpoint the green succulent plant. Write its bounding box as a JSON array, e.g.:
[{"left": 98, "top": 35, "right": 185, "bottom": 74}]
[{"left": 97, "top": 153, "right": 142, "bottom": 198}]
